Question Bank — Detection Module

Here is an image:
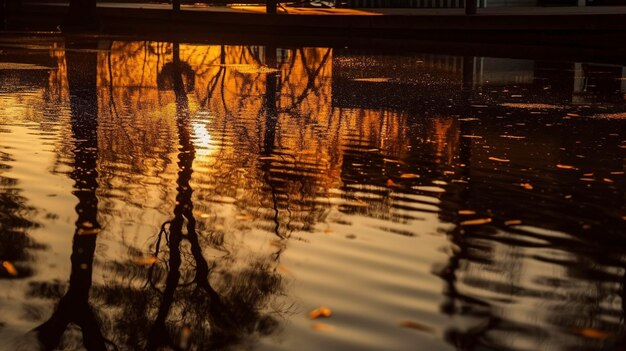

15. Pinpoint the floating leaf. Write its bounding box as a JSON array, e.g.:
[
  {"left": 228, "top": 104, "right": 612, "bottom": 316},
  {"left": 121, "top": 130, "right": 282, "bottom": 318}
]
[
  {"left": 400, "top": 173, "right": 420, "bottom": 179},
  {"left": 386, "top": 179, "right": 396, "bottom": 187},
  {"left": 460, "top": 218, "right": 492, "bottom": 226},
  {"left": 521, "top": 183, "right": 533, "bottom": 190},
  {"left": 311, "top": 323, "right": 336, "bottom": 332},
  {"left": 603, "top": 178, "right": 614, "bottom": 183},
  {"left": 566, "top": 113, "right": 580, "bottom": 117},
  {"left": 458, "top": 210, "right": 476, "bottom": 215},
  {"left": 134, "top": 256, "right": 158, "bottom": 265},
  {"left": 2, "top": 261, "right": 18, "bottom": 276},
  {"left": 488, "top": 157, "right": 510, "bottom": 163},
  {"left": 78, "top": 228, "right": 101, "bottom": 235},
  {"left": 383, "top": 158, "right": 405, "bottom": 165},
  {"left": 352, "top": 77, "right": 391, "bottom": 83},
  {"left": 504, "top": 219, "right": 522, "bottom": 226},
  {"left": 575, "top": 327, "right": 611, "bottom": 340},
  {"left": 556, "top": 164, "right": 576, "bottom": 170},
  {"left": 81, "top": 221, "right": 94, "bottom": 228},
  {"left": 399, "top": 320, "right": 435, "bottom": 333},
  {"left": 309, "top": 307, "right": 332, "bottom": 319}
]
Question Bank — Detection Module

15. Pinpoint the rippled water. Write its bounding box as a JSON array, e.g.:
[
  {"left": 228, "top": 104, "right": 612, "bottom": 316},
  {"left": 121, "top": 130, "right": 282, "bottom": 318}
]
[{"left": 0, "top": 35, "right": 625, "bottom": 351}]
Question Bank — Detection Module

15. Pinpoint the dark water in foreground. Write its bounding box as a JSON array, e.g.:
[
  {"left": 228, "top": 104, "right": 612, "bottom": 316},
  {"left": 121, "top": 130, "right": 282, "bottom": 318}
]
[{"left": 0, "top": 36, "right": 625, "bottom": 351}]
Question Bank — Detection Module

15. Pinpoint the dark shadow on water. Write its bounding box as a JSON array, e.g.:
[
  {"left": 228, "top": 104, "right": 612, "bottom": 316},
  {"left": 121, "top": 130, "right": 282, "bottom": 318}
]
[{"left": 31, "top": 37, "right": 108, "bottom": 351}]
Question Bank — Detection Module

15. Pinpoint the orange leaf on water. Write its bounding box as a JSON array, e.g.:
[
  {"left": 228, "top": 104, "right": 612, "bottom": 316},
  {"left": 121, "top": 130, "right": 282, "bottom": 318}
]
[
  {"left": 488, "top": 157, "right": 510, "bottom": 163},
  {"left": 309, "top": 307, "right": 332, "bottom": 319},
  {"left": 78, "top": 228, "right": 101, "bottom": 235},
  {"left": 575, "top": 328, "right": 611, "bottom": 340},
  {"left": 2, "top": 261, "right": 18, "bottom": 276},
  {"left": 386, "top": 179, "right": 396, "bottom": 187},
  {"left": 521, "top": 183, "right": 533, "bottom": 190},
  {"left": 556, "top": 164, "right": 576, "bottom": 170},
  {"left": 400, "top": 173, "right": 420, "bottom": 179},
  {"left": 134, "top": 256, "right": 158, "bottom": 265},
  {"left": 460, "top": 218, "right": 492, "bottom": 226},
  {"left": 504, "top": 219, "right": 522, "bottom": 226},
  {"left": 399, "top": 320, "right": 435, "bottom": 333},
  {"left": 458, "top": 210, "right": 476, "bottom": 215}
]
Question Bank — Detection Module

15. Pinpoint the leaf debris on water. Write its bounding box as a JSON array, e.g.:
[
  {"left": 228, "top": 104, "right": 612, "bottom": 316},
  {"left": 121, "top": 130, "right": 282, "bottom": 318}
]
[
  {"left": 556, "top": 164, "right": 576, "bottom": 170},
  {"left": 134, "top": 256, "right": 158, "bottom": 265},
  {"left": 505, "top": 219, "right": 522, "bottom": 226},
  {"left": 399, "top": 320, "right": 435, "bottom": 333},
  {"left": 521, "top": 183, "right": 533, "bottom": 190},
  {"left": 2, "top": 261, "right": 18, "bottom": 276},
  {"left": 460, "top": 218, "right": 492, "bottom": 226},
  {"left": 575, "top": 327, "right": 611, "bottom": 340},
  {"left": 458, "top": 210, "right": 476, "bottom": 215},
  {"left": 488, "top": 157, "right": 510, "bottom": 163},
  {"left": 309, "top": 307, "right": 332, "bottom": 319},
  {"left": 399, "top": 173, "right": 420, "bottom": 179}
]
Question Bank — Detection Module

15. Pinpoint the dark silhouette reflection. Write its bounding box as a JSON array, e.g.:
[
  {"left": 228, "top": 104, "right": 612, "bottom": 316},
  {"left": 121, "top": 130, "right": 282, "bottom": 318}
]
[
  {"left": 32, "top": 39, "right": 107, "bottom": 350},
  {"left": 0, "top": 173, "right": 39, "bottom": 279},
  {"left": 81, "top": 43, "right": 286, "bottom": 350}
]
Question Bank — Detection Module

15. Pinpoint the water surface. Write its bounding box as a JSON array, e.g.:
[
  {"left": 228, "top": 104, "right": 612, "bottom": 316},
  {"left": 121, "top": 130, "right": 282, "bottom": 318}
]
[{"left": 0, "top": 36, "right": 625, "bottom": 351}]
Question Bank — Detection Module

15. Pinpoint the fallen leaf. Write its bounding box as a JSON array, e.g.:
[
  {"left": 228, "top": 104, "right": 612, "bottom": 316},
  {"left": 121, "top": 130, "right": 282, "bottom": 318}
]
[
  {"left": 399, "top": 173, "right": 420, "bottom": 179},
  {"left": 504, "top": 219, "right": 522, "bottom": 226},
  {"left": 556, "top": 164, "right": 576, "bottom": 170},
  {"left": 460, "top": 218, "right": 492, "bottom": 226},
  {"left": 488, "top": 157, "right": 510, "bottom": 163},
  {"left": 575, "top": 327, "right": 611, "bottom": 340},
  {"left": 311, "top": 323, "right": 336, "bottom": 332},
  {"left": 78, "top": 228, "right": 101, "bottom": 235},
  {"left": 386, "top": 179, "right": 396, "bottom": 187},
  {"left": 383, "top": 158, "right": 405, "bottom": 164},
  {"left": 309, "top": 307, "right": 332, "bottom": 319},
  {"left": 603, "top": 178, "right": 614, "bottom": 183},
  {"left": 81, "top": 221, "right": 94, "bottom": 228},
  {"left": 2, "top": 261, "right": 18, "bottom": 276},
  {"left": 566, "top": 113, "right": 580, "bottom": 117},
  {"left": 458, "top": 210, "right": 476, "bottom": 215},
  {"left": 399, "top": 320, "right": 435, "bottom": 333},
  {"left": 521, "top": 183, "right": 533, "bottom": 190},
  {"left": 134, "top": 256, "right": 158, "bottom": 265}
]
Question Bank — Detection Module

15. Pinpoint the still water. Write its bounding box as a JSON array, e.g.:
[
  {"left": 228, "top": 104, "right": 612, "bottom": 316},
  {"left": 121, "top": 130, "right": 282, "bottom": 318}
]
[{"left": 0, "top": 35, "right": 625, "bottom": 351}]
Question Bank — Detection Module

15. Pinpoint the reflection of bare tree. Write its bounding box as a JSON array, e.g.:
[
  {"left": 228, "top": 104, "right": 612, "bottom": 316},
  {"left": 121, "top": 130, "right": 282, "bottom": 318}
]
[
  {"left": 77, "top": 44, "right": 287, "bottom": 350},
  {"left": 32, "top": 40, "right": 108, "bottom": 351}
]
